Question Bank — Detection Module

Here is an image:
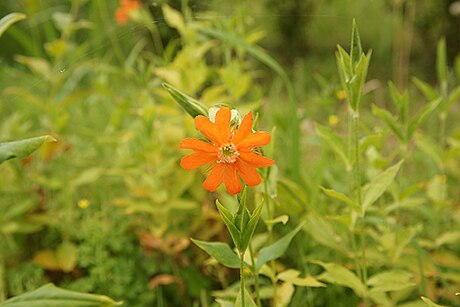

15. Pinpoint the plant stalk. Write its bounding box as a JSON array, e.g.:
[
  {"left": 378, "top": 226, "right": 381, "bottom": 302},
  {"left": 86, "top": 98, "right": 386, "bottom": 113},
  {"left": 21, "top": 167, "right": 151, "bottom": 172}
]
[
  {"left": 352, "top": 110, "right": 368, "bottom": 305},
  {"left": 249, "top": 244, "right": 262, "bottom": 307},
  {"left": 240, "top": 251, "right": 246, "bottom": 307},
  {"left": 0, "top": 248, "right": 5, "bottom": 302}
]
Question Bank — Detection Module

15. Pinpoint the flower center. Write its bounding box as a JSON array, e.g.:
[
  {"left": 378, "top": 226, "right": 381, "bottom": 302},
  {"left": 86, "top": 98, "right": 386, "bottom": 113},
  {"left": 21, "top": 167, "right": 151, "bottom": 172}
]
[{"left": 217, "top": 143, "right": 239, "bottom": 163}]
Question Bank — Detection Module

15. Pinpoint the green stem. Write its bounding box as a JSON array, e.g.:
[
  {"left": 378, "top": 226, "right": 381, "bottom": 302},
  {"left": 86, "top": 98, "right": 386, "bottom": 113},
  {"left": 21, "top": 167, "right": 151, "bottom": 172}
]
[
  {"left": 0, "top": 247, "right": 5, "bottom": 302},
  {"left": 249, "top": 244, "right": 261, "bottom": 307},
  {"left": 240, "top": 251, "right": 246, "bottom": 307},
  {"left": 263, "top": 173, "right": 277, "bottom": 306},
  {"left": 352, "top": 111, "right": 368, "bottom": 305}
]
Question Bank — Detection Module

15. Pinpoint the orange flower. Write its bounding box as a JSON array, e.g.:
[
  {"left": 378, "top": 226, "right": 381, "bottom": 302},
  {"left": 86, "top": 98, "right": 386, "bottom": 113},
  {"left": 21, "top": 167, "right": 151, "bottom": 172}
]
[
  {"left": 180, "top": 107, "right": 274, "bottom": 195},
  {"left": 115, "top": 0, "right": 141, "bottom": 25}
]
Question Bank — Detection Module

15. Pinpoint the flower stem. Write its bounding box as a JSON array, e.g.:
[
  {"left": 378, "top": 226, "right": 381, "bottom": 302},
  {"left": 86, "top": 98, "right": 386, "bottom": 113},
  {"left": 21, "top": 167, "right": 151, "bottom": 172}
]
[
  {"left": 352, "top": 110, "right": 368, "bottom": 305},
  {"left": 0, "top": 247, "right": 5, "bottom": 302},
  {"left": 240, "top": 251, "right": 246, "bottom": 307},
  {"left": 249, "top": 244, "right": 262, "bottom": 307}
]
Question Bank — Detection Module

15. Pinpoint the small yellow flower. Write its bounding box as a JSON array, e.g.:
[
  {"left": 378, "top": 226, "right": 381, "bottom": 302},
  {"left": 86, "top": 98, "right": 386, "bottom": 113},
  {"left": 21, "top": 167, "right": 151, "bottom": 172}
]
[
  {"left": 336, "top": 90, "right": 346, "bottom": 101},
  {"left": 329, "top": 115, "right": 339, "bottom": 126},
  {"left": 78, "top": 199, "right": 90, "bottom": 209}
]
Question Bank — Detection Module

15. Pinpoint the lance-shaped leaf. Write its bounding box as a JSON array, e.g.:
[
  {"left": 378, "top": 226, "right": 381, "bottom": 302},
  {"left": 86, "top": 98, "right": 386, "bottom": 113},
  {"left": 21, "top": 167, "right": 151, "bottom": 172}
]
[
  {"left": 234, "top": 288, "right": 257, "bottom": 307},
  {"left": 313, "top": 261, "right": 365, "bottom": 297},
  {"left": 163, "top": 82, "right": 208, "bottom": 118},
  {"left": 320, "top": 186, "right": 360, "bottom": 213},
  {"left": 371, "top": 104, "right": 404, "bottom": 142},
  {"left": 412, "top": 77, "right": 438, "bottom": 101},
  {"left": 0, "top": 283, "right": 122, "bottom": 306},
  {"left": 447, "top": 85, "right": 460, "bottom": 110},
  {"left": 255, "top": 223, "right": 303, "bottom": 270},
  {"left": 191, "top": 239, "right": 241, "bottom": 269},
  {"left": 0, "top": 12, "right": 26, "bottom": 38},
  {"left": 315, "top": 123, "right": 352, "bottom": 171},
  {"left": 436, "top": 38, "right": 448, "bottom": 95},
  {"left": 234, "top": 187, "right": 250, "bottom": 232},
  {"left": 407, "top": 97, "right": 442, "bottom": 139},
  {"left": 349, "top": 51, "right": 372, "bottom": 112},
  {"left": 362, "top": 160, "right": 404, "bottom": 214},
  {"left": 350, "top": 19, "right": 363, "bottom": 68},
  {"left": 216, "top": 200, "right": 242, "bottom": 250},
  {"left": 0, "top": 135, "right": 56, "bottom": 164},
  {"left": 421, "top": 296, "right": 446, "bottom": 307},
  {"left": 240, "top": 203, "right": 263, "bottom": 252},
  {"left": 388, "top": 81, "right": 409, "bottom": 125}
]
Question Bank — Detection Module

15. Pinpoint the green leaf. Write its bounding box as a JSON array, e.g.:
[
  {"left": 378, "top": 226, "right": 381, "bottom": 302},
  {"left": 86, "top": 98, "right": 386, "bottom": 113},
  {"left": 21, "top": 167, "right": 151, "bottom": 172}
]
[
  {"left": 315, "top": 123, "right": 352, "bottom": 171},
  {"left": 191, "top": 239, "right": 240, "bottom": 269},
  {"left": 350, "top": 19, "right": 363, "bottom": 68},
  {"left": 362, "top": 160, "right": 404, "bottom": 214},
  {"left": 414, "top": 134, "right": 444, "bottom": 169},
  {"left": 336, "top": 45, "right": 352, "bottom": 84},
  {"left": 421, "top": 296, "right": 446, "bottom": 307},
  {"left": 162, "top": 83, "right": 208, "bottom": 118},
  {"left": 216, "top": 200, "right": 242, "bottom": 251},
  {"left": 255, "top": 223, "right": 303, "bottom": 270},
  {"left": 371, "top": 104, "right": 404, "bottom": 142},
  {"left": 234, "top": 288, "right": 257, "bottom": 307},
  {"left": 436, "top": 38, "right": 448, "bottom": 94},
  {"left": 0, "top": 135, "right": 56, "bottom": 164},
  {"left": 407, "top": 97, "right": 442, "bottom": 139},
  {"left": 0, "top": 12, "right": 26, "bottom": 38},
  {"left": 234, "top": 187, "right": 250, "bottom": 232},
  {"left": 349, "top": 51, "right": 372, "bottom": 112},
  {"left": 319, "top": 186, "right": 360, "bottom": 213},
  {"left": 368, "top": 270, "right": 415, "bottom": 293},
  {"left": 388, "top": 81, "right": 409, "bottom": 126},
  {"left": 447, "top": 85, "right": 460, "bottom": 110},
  {"left": 240, "top": 203, "right": 263, "bottom": 252},
  {"left": 0, "top": 283, "right": 122, "bottom": 306},
  {"left": 435, "top": 231, "right": 460, "bottom": 248},
  {"left": 161, "top": 4, "right": 185, "bottom": 35},
  {"left": 264, "top": 215, "right": 289, "bottom": 226},
  {"left": 412, "top": 77, "right": 438, "bottom": 101},
  {"left": 303, "top": 213, "right": 349, "bottom": 255},
  {"left": 56, "top": 242, "right": 78, "bottom": 273},
  {"left": 314, "top": 261, "right": 365, "bottom": 297}
]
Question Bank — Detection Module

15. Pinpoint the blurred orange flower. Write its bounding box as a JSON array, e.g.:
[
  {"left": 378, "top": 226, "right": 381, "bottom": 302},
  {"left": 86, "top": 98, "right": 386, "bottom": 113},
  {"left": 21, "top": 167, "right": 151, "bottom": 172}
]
[
  {"left": 180, "top": 107, "right": 274, "bottom": 195},
  {"left": 115, "top": 0, "right": 141, "bottom": 25}
]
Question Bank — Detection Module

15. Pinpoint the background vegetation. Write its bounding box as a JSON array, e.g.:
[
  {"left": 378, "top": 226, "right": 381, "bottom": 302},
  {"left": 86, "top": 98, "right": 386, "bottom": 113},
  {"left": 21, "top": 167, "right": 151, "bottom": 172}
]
[{"left": 0, "top": 0, "right": 459, "bottom": 306}]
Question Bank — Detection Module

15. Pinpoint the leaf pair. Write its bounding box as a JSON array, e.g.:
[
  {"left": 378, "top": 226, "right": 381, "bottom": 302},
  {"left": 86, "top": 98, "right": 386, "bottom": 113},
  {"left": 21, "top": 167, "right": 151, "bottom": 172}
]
[
  {"left": 216, "top": 191, "right": 263, "bottom": 253},
  {"left": 336, "top": 20, "right": 372, "bottom": 113},
  {"left": 372, "top": 82, "right": 442, "bottom": 144},
  {"left": 321, "top": 160, "right": 404, "bottom": 216}
]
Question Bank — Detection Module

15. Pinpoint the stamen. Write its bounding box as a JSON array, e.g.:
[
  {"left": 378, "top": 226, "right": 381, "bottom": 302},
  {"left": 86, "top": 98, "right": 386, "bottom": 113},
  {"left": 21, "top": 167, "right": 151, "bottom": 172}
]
[{"left": 217, "top": 143, "right": 239, "bottom": 163}]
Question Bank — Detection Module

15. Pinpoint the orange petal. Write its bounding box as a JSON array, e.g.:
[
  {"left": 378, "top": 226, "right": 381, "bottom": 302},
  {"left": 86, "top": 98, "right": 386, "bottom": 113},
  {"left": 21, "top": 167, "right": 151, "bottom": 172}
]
[
  {"left": 223, "top": 164, "right": 242, "bottom": 195},
  {"left": 239, "top": 152, "right": 275, "bottom": 168},
  {"left": 235, "top": 159, "right": 261, "bottom": 186},
  {"left": 236, "top": 132, "right": 271, "bottom": 150},
  {"left": 195, "top": 116, "right": 225, "bottom": 146},
  {"left": 215, "top": 107, "right": 231, "bottom": 142},
  {"left": 180, "top": 138, "right": 217, "bottom": 152},
  {"left": 202, "top": 163, "right": 225, "bottom": 192},
  {"left": 232, "top": 112, "right": 252, "bottom": 145},
  {"left": 180, "top": 152, "right": 217, "bottom": 170}
]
